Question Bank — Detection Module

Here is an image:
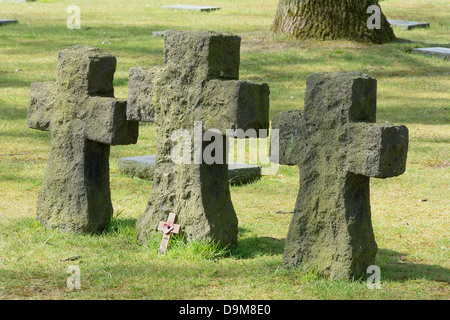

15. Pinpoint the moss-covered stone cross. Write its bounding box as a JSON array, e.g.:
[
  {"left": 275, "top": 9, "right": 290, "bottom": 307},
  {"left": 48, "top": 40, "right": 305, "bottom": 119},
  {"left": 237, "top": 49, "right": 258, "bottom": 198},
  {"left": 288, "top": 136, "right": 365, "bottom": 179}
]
[
  {"left": 271, "top": 72, "right": 409, "bottom": 279},
  {"left": 128, "top": 31, "right": 270, "bottom": 246},
  {"left": 28, "top": 46, "right": 138, "bottom": 233}
]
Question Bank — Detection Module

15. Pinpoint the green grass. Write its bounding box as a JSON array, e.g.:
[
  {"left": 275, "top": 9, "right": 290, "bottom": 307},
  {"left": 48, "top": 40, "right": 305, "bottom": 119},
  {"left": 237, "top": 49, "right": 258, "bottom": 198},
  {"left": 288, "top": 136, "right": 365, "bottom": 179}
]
[{"left": 0, "top": 0, "right": 449, "bottom": 299}]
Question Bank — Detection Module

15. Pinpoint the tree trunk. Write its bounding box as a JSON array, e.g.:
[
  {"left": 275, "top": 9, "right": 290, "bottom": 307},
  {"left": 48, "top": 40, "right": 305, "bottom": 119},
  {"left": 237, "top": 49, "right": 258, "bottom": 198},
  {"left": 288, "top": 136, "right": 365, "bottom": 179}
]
[{"left": 271, "top": 0, "right": 396, "bottom": 44}]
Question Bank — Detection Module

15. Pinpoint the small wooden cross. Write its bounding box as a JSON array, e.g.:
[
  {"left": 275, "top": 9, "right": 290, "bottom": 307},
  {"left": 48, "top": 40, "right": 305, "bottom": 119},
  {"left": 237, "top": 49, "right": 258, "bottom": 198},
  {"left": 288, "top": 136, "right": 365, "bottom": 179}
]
[{"left": 157, "top": 213, "right": 180, "bottom": 255}]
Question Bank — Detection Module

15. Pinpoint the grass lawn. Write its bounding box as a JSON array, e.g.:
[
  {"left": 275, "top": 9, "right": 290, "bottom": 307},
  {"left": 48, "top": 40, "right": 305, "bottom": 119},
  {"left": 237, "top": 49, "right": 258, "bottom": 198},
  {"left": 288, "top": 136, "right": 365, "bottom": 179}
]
[{"left": 0, "top": 0, "right": 449, "bottom": 299}]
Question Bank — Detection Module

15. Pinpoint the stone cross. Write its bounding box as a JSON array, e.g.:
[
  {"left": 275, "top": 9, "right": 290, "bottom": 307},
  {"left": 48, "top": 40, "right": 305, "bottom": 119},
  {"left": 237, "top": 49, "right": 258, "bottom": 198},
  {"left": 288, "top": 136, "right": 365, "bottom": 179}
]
[
  {"left": 128, "top": 31, "right": 270, "bottom": 246},
  {"left": 271, "top": 72, "right": 409, "bottom": 279},
  {"left": 158, "top": 212, "right": 181, "bottom": 254},
  {"left": 28, "top": 46, "right": 138, "bottom": 233}
]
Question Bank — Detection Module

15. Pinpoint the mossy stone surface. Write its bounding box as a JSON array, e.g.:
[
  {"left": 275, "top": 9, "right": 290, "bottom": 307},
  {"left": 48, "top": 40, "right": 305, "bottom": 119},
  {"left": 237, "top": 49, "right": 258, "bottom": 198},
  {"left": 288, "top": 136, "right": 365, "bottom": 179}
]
[
  {"left": 28, "top": 46, "right": 138, "bottom": 233},
  {"left": 129, "top": 31, "right": 270, "bottom": 246},
  {"left": 271, "top": 72, "right": 409, "bottom": 279}
]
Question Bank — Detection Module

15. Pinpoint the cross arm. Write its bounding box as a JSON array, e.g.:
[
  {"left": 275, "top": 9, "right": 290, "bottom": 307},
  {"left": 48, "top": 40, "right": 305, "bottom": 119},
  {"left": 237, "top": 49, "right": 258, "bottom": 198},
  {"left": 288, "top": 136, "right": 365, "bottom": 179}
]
[
  {"left": 270, "top": 110, "right": 304, "bottom": 166},
  {"left": 347, "top": 123, "right": 409, "bottom": 178},
  {"left": 84, "top": 97, "right": 139, "bottom": 146},
  {"left": 126, "top": 67, "right": 162, "bottom": 122},
  {"left": 202, "top": 80, "right": 270, "bottom": 135},
  {"left": 28, "top": 81, "right": 56, "bottom": 131},
  {"left": 157, "top": 213, "right": 181, "bottom": 234}
]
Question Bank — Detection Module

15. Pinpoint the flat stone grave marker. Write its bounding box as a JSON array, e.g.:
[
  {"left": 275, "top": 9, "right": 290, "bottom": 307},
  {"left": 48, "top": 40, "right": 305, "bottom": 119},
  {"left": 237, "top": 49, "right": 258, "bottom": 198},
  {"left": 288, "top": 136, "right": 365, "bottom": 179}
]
[
  {"left": 128, "top": 30, "right": 269, "bottom": 246},
  {"left": 157, "top": 212, "right": 181, "bottom": 254},
  {"left": 227, "top": 163, "right": 262, "bottom": 185},
  {"left": 119, "top": 155, "right": 156, "bottom": 179},
  {"left": 0, "top": 19, "right": 18, "bottom": 26},
  {"left": 271, "top": 71, "right": 409, "bottom": 279},
  {"left": 28, "top": 46, "right": 138, "bottom": 233},
  {"left": 118, "top": 155, "right": 262, "bottom": 185},
  {"left": 161, "top": 5, "right": 221, "bottom": 12},
  {"left": 152, "top": 31, "right": 167, "bottom": 38},
  {"left": 413, "top": 47, "right": 450, "bottom": 60},
  {"left": 387, "top": 19, "right": 430, "bottom": 30}
]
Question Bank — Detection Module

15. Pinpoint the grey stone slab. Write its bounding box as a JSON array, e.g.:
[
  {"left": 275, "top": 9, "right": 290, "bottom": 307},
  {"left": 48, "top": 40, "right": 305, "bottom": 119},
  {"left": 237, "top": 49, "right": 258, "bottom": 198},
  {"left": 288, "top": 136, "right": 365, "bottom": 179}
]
[
  {"left": 413, "top": 47, "right": 450, "bottom": 60},
  {"left": 161, "top": 5, "right": 221, "bottom": 12},
  {"left": 152, "top": 31, "right": 167, "bottom": 38},
  {"left": 387, "top": 19, "right": 430, "bottom": 30},
  {"left": 228, "top": 163, "right": 262, "bottom": 185},
  {"left": 119, "top": 155, "right": 262, "bottom": 185},
  {"left": 0, "top": 19, "right": 18, "bottom": 26},
  {"left": 118, "top": 155, "right": 156, "bottom": 179}
]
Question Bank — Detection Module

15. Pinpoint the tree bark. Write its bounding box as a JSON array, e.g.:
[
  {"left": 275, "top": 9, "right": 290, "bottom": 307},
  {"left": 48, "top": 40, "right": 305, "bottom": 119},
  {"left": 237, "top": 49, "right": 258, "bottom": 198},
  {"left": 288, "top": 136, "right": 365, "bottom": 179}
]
[{"left": 271, "top": 0, "right": 396, "bottom": 44}]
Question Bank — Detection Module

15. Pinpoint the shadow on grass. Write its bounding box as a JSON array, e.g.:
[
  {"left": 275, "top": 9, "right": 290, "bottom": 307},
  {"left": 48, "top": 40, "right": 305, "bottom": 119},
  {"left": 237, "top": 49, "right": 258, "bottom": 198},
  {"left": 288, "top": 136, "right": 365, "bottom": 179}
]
[
  {"left": 102, "top": 222, "right": 285, "bottom": 259},
  {"left": 377, "top": 248, "right": 450, "bottom": 284},
  {"left": 377, "top": 105, "right": 450, "bottom": 125},
  {"left": 395, "top": 38, "right": 450, "bottom": 48},
  {"left": 103, "top": 217, "right": 137, "bottom": 235},
  {"left": 0, "top": 25, "right": 169, "bottom": 56},
  {"left": 0, "top": 77, "right": 33, "bottom": 89},
  {"left": 0, "top": 106, "right": 27, "bottom": 121},
  {"left": 3, "top": 217, "right": 449, "bottom": 288},
  {"left": 231, "top": 227, "right": 285, "bottom": 259}
]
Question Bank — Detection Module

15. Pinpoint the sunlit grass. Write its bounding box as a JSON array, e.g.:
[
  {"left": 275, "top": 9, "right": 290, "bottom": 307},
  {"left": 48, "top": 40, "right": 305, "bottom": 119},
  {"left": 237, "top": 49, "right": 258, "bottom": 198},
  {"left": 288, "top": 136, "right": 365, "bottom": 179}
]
[{"left": 0, "top": 0, "right": 449, "bottom": 299}]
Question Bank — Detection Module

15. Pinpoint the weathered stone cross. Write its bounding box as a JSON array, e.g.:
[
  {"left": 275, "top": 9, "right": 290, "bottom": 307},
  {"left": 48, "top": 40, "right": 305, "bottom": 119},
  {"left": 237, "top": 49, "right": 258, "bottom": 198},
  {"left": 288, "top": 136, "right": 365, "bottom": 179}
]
[
  {"left": 271, "top": 72, "right": 409, "bottom": 279},
  {"left": 28, "top": 46, "right": 138, "bottom": 233},
  {"left": 128, "top": 31, "right": 270, "bottom": 246}
]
